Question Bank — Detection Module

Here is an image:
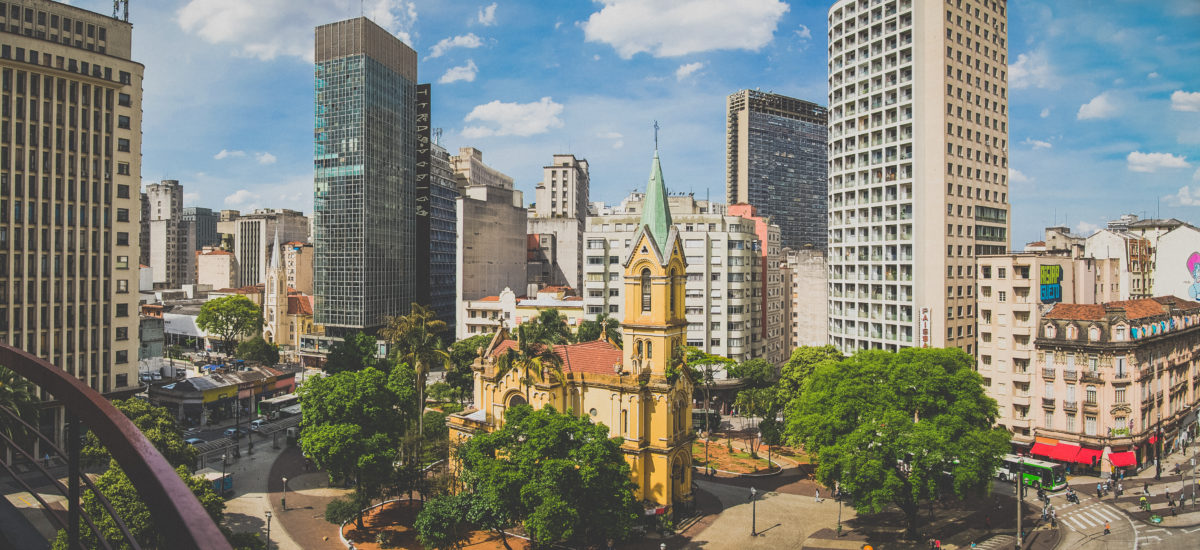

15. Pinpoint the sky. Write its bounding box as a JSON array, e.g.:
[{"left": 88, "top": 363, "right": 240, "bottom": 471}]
[{"left": 70, "top": 0, "right": 1200, "bottom": 247}]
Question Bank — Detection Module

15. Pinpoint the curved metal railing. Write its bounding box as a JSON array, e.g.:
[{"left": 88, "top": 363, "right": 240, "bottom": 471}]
[{"left": 0, "top": 343, "right": 232, "bottom": 550}]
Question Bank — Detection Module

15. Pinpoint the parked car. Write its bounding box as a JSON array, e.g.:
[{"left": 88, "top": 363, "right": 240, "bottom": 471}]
[
  {"left": 223, "top": 427, "right": 248, "bottom": 438},
  {"left": 185, "top": 438, "right": 205, "bottom": 446}
]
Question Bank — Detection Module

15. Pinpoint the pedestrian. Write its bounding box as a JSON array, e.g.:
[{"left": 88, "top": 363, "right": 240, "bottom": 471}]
[
  {"left": 815, "top": 488, "right": 821, "bottom": 503},
  {"left": 1144, "top": 481, "right": 1150, "bottom": 495},
  {"left": 935, "top": 539, "right": 941, "bottom": 550},
  {"left": 1104, "top": 521, "right": 1111, "bottom": 535},
  {"left": 985, "top": 514, "right": 991, "bottom": 530},
  {"left": 42, "top": 452, "right": 50, "bottom": 468}
]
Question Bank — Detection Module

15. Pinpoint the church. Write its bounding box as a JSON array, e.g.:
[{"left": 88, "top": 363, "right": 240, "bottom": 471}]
[{"left": 447, "top": 148, "right": 695, "bottom": 516}]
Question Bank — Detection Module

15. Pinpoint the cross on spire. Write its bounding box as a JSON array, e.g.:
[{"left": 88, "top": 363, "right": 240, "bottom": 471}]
[{"left": 653, "top": 120, "right": 660, "bottom": 151}]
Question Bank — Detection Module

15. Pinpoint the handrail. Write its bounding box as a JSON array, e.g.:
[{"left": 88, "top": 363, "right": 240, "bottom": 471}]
[{"left": 0, "top": 344, "right": 232, "bottom": 550}]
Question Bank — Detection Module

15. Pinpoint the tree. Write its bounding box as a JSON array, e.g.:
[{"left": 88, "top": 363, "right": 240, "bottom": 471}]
[
  {"left": 0, "top": 366, "right": 38, "bottom": 460},
  {"left": 777, "top": 345, "right": 843, "bottom": 401},
  {"left": 52, "top": 462, "right": 224, "bottom": 549},
  {"left": 493, "top": 324, "right": 564, "bottom": 402},
  {"left": 426, "top": 404, "right": 640, "bottom": 548},
  {"left": 196, "top": 295, "right": 262, "bottom": 354},
  {"left": 236, "top": 336, "right": 279, "bottom": 365},
  {"left": 82, "top": 398, "right": 196, "bottom": 469},
  {"left": 324, "top": 331, "right": 377, "bottom": 374},
  {"left": 784, "top": 348, "right": 1011, "bottom": 537},
  {"left": 414, "top": 493, "right": 473, "bottom": 550},
  {"left": 728, "top": 358, "right": 775, "bottom": 389},
  {"left": 531, "top": 308, "right": 573, "bottom": 344},
  {"left": 382, "top": 303, "right": 450, "bottom": 436},
  {"left": 447, "top": 334, "right": 491, "bottom": 400},
  {"left": 576, "top": 312, "right": 622, "bottom": 347}
]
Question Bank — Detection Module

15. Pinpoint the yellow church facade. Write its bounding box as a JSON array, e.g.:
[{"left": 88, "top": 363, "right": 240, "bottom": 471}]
[{"left": 447, "top": 150, "right": 695, "bottom": 516}]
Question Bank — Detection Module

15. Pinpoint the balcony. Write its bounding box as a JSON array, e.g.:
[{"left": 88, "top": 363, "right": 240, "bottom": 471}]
[
  {"left": 1081, "top": 371, "right": 1103, "bottom": 384},
  {"left": 1041, "top": 397, "right": 1056, "bottom": 409},
  {"left": 1063, "top": 370, "right": 1078, "bottom": 382},
  {"left": 1063, "top": 400, "right": 1078, "bottom": 412},
  {"left": 1041, "top": 368, "right": 1056, "bottom": 380},
  {"left": 1083, "top": 400, "right": 1099, "bottom": 412}
]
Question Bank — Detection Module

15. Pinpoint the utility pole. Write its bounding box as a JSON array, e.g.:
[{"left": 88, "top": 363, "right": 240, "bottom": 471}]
[{"left": 1016, "top": 457, "right": 1023, "bottom": 550}]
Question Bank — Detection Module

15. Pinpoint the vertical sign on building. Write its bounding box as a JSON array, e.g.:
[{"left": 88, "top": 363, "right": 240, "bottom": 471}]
[
  {"left": 1040, "top": 265, "right": 1062, "bottom": 304},
  {"left": 414, "top": 84, "right": 432, "bottom": 305},
  {"left": 919, "top": 307, "right": 930, "bottom": 348}
]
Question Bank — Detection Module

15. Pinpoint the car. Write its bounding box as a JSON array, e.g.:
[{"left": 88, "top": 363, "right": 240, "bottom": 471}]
[
  {"left": 250, "top": 419, "right": 267, "bottom": 431},
  {"left": 185, "top": 438, "right": 205, "bottom": 446},
  {"left": 223, "top": 427, "right": 248, "bottom": 438}
]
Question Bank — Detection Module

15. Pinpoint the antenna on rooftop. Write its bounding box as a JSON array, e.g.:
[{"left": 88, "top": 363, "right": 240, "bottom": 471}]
[{"left": 113, "top": 0, "right": 128, "bottom": 22}]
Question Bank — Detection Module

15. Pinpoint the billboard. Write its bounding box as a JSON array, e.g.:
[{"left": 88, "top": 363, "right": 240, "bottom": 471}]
[{"left": 1040, "top": 265, "right": 1062, "bottom": 304}]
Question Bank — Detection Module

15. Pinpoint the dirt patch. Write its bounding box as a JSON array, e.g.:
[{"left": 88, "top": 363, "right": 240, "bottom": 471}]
[
  {"left": 692, "top": 440, "right": 777, "bottom": 474},
  {"left": 341, "top": 500, "right": 531, "bottom": 550}
]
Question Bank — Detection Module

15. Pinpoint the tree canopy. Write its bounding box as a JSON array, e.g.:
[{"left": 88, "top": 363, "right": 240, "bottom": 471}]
[
  {"left": 494, "top": 324, "right": 564, "bottom": 401},
  {"left": 82, "top": 398, "right": 197, "bottom": 469},
  {"left": 576, "top": 312, "right": 622, "bottom": 347},
  {"left": 382, "top": 303, "right": 451, "bottom": 435},
  {"left": 777, "top": 345, "right": 843, "bottom": 400},
  {"left": 447, "top": 333, "right": 492, "bottom": 399},
  {"left": 0, "top": 366, "right": 38, "bottom": 450},
  {"left": 418, "top": 405, "right": 639, "bottom": 548},
  {"left": 531, "top": 308, "right": 573, "bottom": 344},
  {"left": 196, "top": 295, "right": 262, "bottom": 353},
  {"left": 236, "top": 336, "right": 280, "bottom": 365},
  {"left": 323, "top": 331, "right": 378, "bottom": 374},
  {"left": 784, "top": 347, "right": 1010, "bottom": 536}
]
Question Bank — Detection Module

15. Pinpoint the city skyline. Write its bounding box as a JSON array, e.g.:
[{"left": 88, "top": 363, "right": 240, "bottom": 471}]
[{"left": 72, "top": 0, "right": 1200, "bottom": 248}]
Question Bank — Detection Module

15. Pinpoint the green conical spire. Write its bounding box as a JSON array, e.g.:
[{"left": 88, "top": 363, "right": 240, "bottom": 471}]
[{"left": 641, "top": 150, "right": 672, "bottom": 250}]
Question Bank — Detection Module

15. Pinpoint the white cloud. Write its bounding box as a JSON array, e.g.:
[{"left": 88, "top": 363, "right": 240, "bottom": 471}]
[
  {"left": 214, "top": 149, "right": 246, "bottom": 160},
  {"left": 461, "top": 97, "right": 564, "bottom": 138},
  {"left": 427, "top": 33, "right": 483, "bottom": 59},
  {"left": 439, "top": 60, "right": 479, "bottom": 84},
  {"left": 1149, "top": 72, "right": 1160, "bottom": 79},
  {"left": 224, "top": 189, "right": 259, "bottom": 207},
  {"left": 1170, "top": 186, "right": 1200, "bottom": 206},
  {"left": 1075, "top": 221, "right": 1101, "bottom": 236},
  {"left": 1040, "top": 108, "right": 1051, "bottom": 118},
  {"left": 1171, "top": 90, "right": 1200, "bottom": 112},
  {"left": 1009, "top": 49, "right": 1060, "bottom": 90},
  {"left": 795, "top": 24, "right": 812, "bottom": 40},
  {"left": 1127, "top": 151, "right": 1191, "bottom": 173},
  {"left": 477, "top": 3, "right": 497, "bottom": 26},
  {"left": 178, "top": 0, "right": 418, "bottom": 62},
  {"left": 1077, "top": 92, "right": 1118, "bottom": 120},
  {"left": 675, "top": 62, "right": 704, "bottom": 81},
  {"left": 582, "top": 0, "right": 789, "bottom": 58},
  {"left": 1023, "top": 138, "right": 1053, "bottom": 150},
  {"left": 1009, "top": 169, "right": 1031, "bottom": 183},
  {"left": 1194, "top": 167, "right": 1200, "bottom": 181},
  {"left": 256, "top": 152, "right": 277, "bottom": 165},
  {"left": 597, "top": 131, "right": 624, "bottom": 149},
  {"left": 183, "top": 192, "right": 201, "bottom": 204}
]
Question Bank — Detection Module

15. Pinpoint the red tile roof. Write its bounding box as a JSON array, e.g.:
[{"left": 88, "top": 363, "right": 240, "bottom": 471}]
[
  {"left": 1106, "top": 299, "right": 1170, "bottom": 320},
  {"left": 288, "top": 295, "right": 314, "bottom": 316},
  {"left": 1045, "top": 297, "right": 1200, "bottom": 321},
  {"left": 477, "top": 296, "right": 500, "bottom": 302},
  {"left": 1044, "top": 304, "right": 1106, "bottom": 321},
  {"left": 488, "top": 339, "right": 623, "bottom": 376}
]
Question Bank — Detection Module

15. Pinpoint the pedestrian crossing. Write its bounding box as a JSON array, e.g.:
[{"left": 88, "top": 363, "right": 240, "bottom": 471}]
[
  {"left": 973, "top": 534, "right": 1013, "bottom": 550},
  {"left": 1055, "top": 502, "right": 1124, "bottom": 532}
]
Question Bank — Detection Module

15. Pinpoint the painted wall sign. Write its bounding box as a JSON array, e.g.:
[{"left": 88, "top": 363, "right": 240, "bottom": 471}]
[
  {"left": 919, "top": 307, "right": 930, "bottom": 348},
  {"left": 1040, "top": 264, "right": 1063, "bottom": 304}
]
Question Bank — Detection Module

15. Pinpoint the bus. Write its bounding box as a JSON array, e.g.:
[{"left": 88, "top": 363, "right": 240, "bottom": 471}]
[
  {"left": 258, "top": 393, "right": 299, "bottom": 420},
  {"left": 997, "top": 454, "right": 1068, "bottom": 491}
]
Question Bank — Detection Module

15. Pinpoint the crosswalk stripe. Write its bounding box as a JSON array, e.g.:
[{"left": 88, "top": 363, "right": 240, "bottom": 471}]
[
  {"left": 1065, "top": 516, "right": 1091, "bottom": 530},
  {"left": 1062, "top": 517, "right": 1084, "bottom": 531}
]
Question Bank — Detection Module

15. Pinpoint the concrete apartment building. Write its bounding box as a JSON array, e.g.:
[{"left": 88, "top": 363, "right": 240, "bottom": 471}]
[
  {"left": 826, "top": 0, "right": 1010, "bottom": 355},
  {"left": 458, "top": 286, "right": 584, "bottom": 338},
  {"left": 313, "top": 17, "right": 419, "bottom": 335},
  {"left": 1085, "top": 229, "right": 1152, "bottom": 300},
  {"left": 0, "top": 1, "right": 144, "bottom": 415},
  {"left": 233, "top": 208, "right": 307, "bottom": 287},
  {"left": 195, "top": 248, "right": 236, "bottom": 290},
  {"left": 582, "top": 191, "right": 777, "bottom": 363},
  {"left": 728, "top": 203, "right": 787, "bottom": 364},
  {"left": 976, "top": 245, "right": 1122, "bottom": 443},
  {"left": 146, "top": 179, "right": 195, "bottom": 287},
  {"left": 528, "top": 153, "right": 589, "bottom": 291},
  {"left": 454, "top": 147, "right": 527, "bottom": 333},
  {"left": 1026, "top": 296, "right": 1200, "bottom": 471},
  {"left": 182, "top": 206, "right": 217, "bottom": 249},
  {"left": 282, "top": 241, "right": 314, "bottom": 295},
  {"left": 726, "top": 89, "right": 828, "bottom": 251},
  {"left": 783, "top": 248, "right": 829, "bottom": 348}
]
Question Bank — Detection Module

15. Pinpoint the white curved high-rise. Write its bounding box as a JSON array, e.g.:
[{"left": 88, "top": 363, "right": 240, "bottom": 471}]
[{"left": 826, "top": 0, "right": 1011, "bottom": 354}]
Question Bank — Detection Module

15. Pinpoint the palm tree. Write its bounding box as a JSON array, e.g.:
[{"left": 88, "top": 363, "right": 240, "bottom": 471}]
[
  {"left": 494, "top": 324, "right": 565, "bottom": 402},
  {"left": 382, "top": 303, "right": 450, "bottom": 437},
  {"left": 533, "top": 309, "right": 573, "bottom": 344},
  {"left": 0, "top": 366, "right": 38, "bottom": 465},
  {"left": 577, "top": 312, "right": 623, "bottom": 348}
]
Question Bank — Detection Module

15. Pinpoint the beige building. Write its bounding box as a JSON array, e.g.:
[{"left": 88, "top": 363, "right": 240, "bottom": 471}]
[
  {"left": 826, "top": 0, "right": 1010, "bottom": 355},
  {"left": 451, "top": 147, "right": 514, "bottom": 190},
  {"left": 146, "top": 179, "right": 195, "bottom": 287},
  {"left": 282, "top": 241, "right": 313, "bottom": 295},
  {"left": 458, "top": 286, "right": 584, "bottom": 338},
  {"left": 262, "top": 232, "right": 314, "bottom": 362},
  {"left": 195, "top": 248, "right": 237, "bottom": 290},
  {"left": 976, "top": 246, "right": 1122, "bottom": 444},
  {"left": 455, "top": 149, "right": 527, "bottom": 328},
  {"left": 783, "top": 248, "right": 829, "bottom": 348},
  {"left": 233, "top": 208, "right": 309, "bottom": 287},
  {"left": 0, "top": 1, "right": 144, "bottom": 427}
]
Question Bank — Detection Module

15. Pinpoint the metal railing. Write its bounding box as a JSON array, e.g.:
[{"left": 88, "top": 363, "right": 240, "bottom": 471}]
[{"left": 0, "top": 343, "right": 231, "bottom": 550}]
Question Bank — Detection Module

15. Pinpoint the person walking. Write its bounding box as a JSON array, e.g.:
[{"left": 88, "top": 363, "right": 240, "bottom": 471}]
[
  {"left": 1104, "top": 521, "right": 1111, "bottom": 535},
  {"left": 815, "top": 488, "right": 821, "bottom": 503}
]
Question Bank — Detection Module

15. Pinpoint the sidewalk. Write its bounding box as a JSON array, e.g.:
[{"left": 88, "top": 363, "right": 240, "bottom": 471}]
[{"left": 1064, "top": 444, "right": 1200, "bottom": 528}]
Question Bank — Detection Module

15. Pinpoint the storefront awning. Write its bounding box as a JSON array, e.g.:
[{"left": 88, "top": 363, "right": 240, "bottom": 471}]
[
  {"left": 1108, "top": 451, "right": 1137, "bottom": 468},
  {"left": 1049, "top": 443, "right": 1082, "bottom": 462},
  {"left": 1030, "top": 442, "right": 1056, "bottom": 457},
  {"left": 1075, "top": 447, "right": 1102, "bottom": 465}
]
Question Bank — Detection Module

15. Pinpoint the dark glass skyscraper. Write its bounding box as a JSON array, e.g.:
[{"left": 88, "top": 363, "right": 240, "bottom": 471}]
[
  {"left": 314, "top": 17, "right": 417, "bottom": 333},
  {"left": 429, "top": 143, "right": 458, "bottom": 328},
  {"left": 726, "top": 90, "right": 828, "bottom": 250}
]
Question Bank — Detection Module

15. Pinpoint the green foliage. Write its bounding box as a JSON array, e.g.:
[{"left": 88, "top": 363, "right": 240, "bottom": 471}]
[
  {"left": 0, "top": 366, "right": 38, "bottom": 449},
  {"left": 323, "top": 497, "right": 360, "bottom": 525},
  {"left": 415, "top": 493, "right": 473, "bottom": 550},
  {"left": 576, "top": 312, "right": 622, "bottom": 347},
  {"left": 82, "top": 398, "right": 196, "bottom": 470},
  {"left": 494, "top": 324, "right": 565, "bottom": 401},
  {"left": 383, "top": 303, "right": 451, "bottom": 436},
  {"left": 236, "top": 336, "right": 280, "bottom": 365},
  {"left": 227, "top": 531, "right": 267, "bottom": 550},
  {"left": 196, "top": 295, "right": 262, "bottom": 353},
  {"left": 454, "top": 405, "right": 640, "bottom": 547},
  {"left": 728, "top": 358, "right": 775, "bottom": 389},
  {"left": 324, "top": 331, "right": 378, "bottom": 374},
  {"left": 376, "top": 530, "right": 404, "bottom": 548},
  {"left": 532, "top": 308, "right": 573, "bottom": 344},
  {"left": 422, "top": 410, "right": 449, "bottom": 442},
  {"left": 784, "top": 347, "right": 1011, "bottom": 536},
  {"left": 52, "top": 462, "right": 224, "bottom": 549},
  {"left": 778, "top": 345, "right": 844, "bottom": 400}
]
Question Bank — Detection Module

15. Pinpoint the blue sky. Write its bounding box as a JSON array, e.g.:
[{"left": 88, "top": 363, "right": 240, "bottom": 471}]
[{"left": 73, "top": 0, "right": 1200, "bottom": 247}]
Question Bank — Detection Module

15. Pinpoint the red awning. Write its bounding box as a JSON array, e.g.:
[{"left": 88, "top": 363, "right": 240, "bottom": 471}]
[
  {"left": 1075, "top": 447, "right": 1102, "bottom": 465},
  {"left": 1049, "top": 443, "right": 1082, "bottom": 462},
  {"left": 1030, "top": 442, "right": 1056, "bottom": 457},
  {"left": 1109, "top": 451, "right": 1137, "bottom": 468}
]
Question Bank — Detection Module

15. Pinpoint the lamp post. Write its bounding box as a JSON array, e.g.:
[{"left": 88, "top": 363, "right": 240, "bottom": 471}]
[
  {"left": 220, "top": 453, "right": 227, "bottom": 496},
  {"left": 1016, "top": 456, "right": 1023, "bottom": 550},
  {"left": 750, "top": 486, "right": 758, "bottom": 537},
  {"left": 264, "top": 510, "right": 272, "bottom": 550},
  {"left": 281, "top": 476, "right": 288, "bottom": 511},
  {"left": 837, "top": 491, "right": 843, "bottom": 537}
]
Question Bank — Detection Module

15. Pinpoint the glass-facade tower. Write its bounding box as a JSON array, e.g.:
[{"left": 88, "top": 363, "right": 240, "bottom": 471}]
[
  {"left": 314, "top": 17, "right": 418, "bottom": 333},
  {"left": 726, "top": 90, "right": 828, "bottom": 250},
  {"left": 429, "top": 142, "right": 457, "bottom": 328}
]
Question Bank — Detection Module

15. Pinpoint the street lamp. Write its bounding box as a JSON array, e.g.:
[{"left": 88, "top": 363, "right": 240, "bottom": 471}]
[
  {"left": 281, "top": 476, "right": 288, "bottom": 511},
  {"left": 220, "top": 453, "right": 227, "bottom": 496},
  {"left": 264, "top": 510, "right": 272, "bottom": 550},
  {"left": 750, "top": 486, "right": 758, "bottom": 536},
  {"left": 837, "top": 489, "right": 843, "bottom": 537}
]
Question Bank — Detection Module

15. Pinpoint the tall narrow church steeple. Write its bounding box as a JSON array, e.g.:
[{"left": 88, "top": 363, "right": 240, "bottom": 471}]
[{"left": 641, "top": 150, "right": 672, "bottom": 250}]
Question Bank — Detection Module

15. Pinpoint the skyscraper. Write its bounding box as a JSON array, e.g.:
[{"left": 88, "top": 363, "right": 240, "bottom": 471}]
[
  {"left": 429, "top": 142, "right": 457, "bottom": 328},
  {"left": 529, "top": 153, "right": 589, "bottom": 290},
  {"left": 0, "top": 0, "right": 142, "bottom": 401},
  {"left": 826, "top": 0, "right": 1010, "bottom": 354},
  {"left": 146, "top": 179, "right": 194, "bottom": 287},
  {"left": 726, "top": 90, "right": 828, "bottom": 250},
  {"left": 314, "top": 17, "right": 418, "bottom": 334}
]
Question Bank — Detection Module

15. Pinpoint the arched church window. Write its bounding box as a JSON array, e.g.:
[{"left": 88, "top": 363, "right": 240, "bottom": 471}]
[{"left": 641, "top": 269, "right": 652, "bottom": 312}]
